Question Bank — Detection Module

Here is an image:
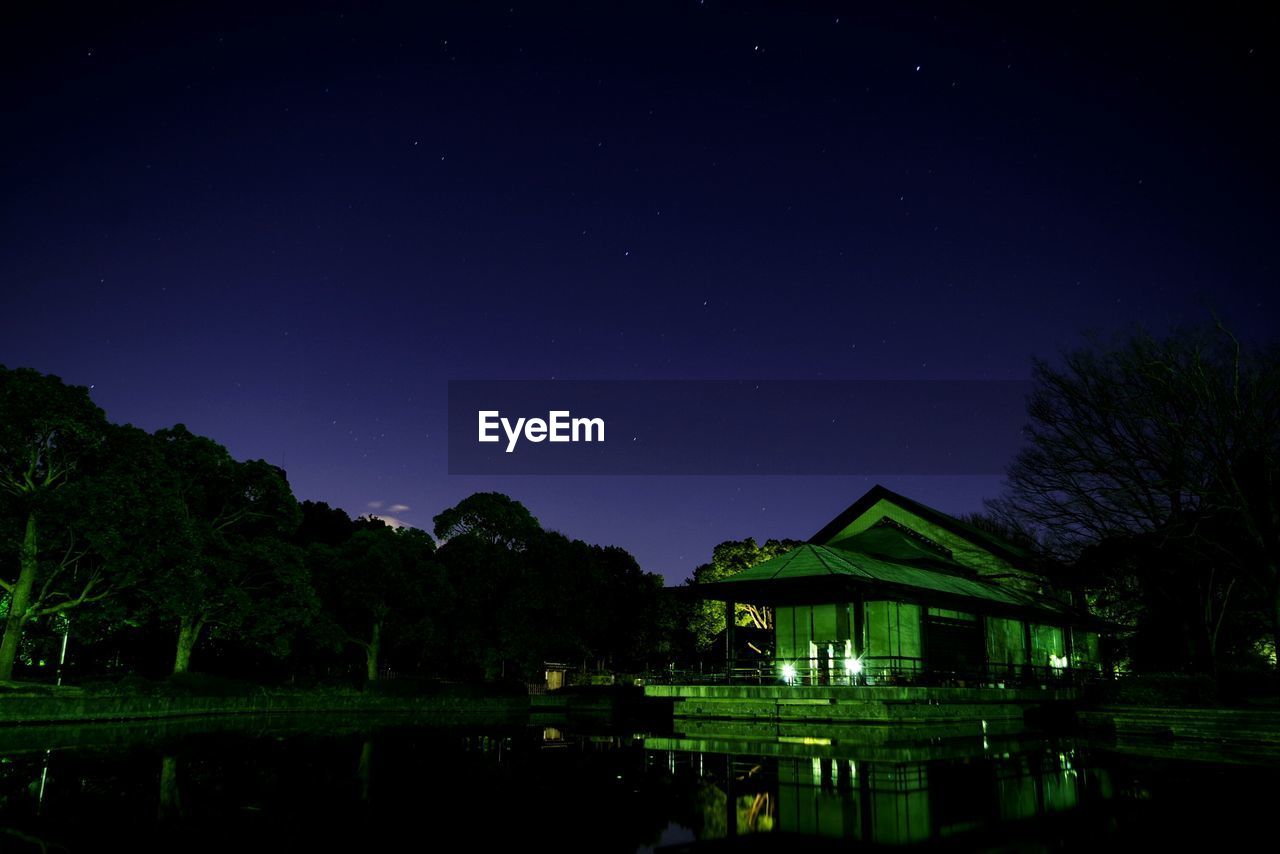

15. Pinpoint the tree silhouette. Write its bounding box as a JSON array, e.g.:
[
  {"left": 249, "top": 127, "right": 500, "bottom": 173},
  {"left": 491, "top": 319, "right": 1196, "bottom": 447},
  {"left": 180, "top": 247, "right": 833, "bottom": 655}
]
[{"left": 989, "top": 323, "right": 1280, "bottom": 670}]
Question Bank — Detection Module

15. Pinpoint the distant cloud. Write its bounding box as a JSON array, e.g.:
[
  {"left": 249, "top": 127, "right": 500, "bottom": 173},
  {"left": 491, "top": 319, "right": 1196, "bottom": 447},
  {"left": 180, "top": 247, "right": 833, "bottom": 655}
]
[
  {"left": 367, "top": 500, "right": 384, "bottom": 509},
  {"left": 388, "top": 503, "right": 411, "bottom": 513},
  {"left": 371, "top": 515, "right": 407, "bottom": 529}
]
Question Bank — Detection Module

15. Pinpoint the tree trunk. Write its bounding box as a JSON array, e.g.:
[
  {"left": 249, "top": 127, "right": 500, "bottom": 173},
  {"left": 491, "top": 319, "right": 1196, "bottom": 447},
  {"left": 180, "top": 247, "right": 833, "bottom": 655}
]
[
  {"left": 365, "top": 621, "right": 382, "bottom": 682},
  {"left": 172, "top": 616, "right": 204, "bottom": 675},
  {"left": 0, "top": 513, "right": 39, "bottom": 682}
]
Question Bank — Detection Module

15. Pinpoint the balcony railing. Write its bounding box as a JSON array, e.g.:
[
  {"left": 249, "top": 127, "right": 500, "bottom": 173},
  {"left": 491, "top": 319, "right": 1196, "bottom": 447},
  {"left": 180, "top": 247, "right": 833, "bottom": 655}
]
[{"left": 647, "top": 655, "right": 1100, "bottom": 688}]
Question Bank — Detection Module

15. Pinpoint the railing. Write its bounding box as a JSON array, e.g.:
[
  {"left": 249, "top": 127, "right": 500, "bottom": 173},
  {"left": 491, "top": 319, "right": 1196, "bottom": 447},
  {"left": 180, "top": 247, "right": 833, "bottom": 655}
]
[{"left": 647, "top": 656, "right": 1102, "bottom": 689}]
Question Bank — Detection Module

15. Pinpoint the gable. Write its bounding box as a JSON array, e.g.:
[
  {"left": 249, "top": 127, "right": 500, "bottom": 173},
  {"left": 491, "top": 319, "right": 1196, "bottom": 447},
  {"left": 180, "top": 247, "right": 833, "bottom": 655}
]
[{"left": 812, "top": 488, "right": 1034, "bottom": 582}]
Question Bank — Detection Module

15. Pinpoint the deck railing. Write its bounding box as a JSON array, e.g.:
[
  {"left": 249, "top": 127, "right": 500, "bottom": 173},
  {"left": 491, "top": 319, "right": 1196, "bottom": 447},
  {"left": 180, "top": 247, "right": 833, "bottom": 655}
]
[{"left": 647, "top": 656, "right": 1099, "bottom": 688}]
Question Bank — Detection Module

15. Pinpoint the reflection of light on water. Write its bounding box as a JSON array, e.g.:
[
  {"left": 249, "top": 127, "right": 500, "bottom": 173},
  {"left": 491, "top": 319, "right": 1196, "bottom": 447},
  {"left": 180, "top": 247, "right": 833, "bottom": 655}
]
[
  {"left": 663, "top": 740, "right": 1104, "bottom": 846},
  {"left": 37, "top": 749, "right": 51, "bottom": 813}
]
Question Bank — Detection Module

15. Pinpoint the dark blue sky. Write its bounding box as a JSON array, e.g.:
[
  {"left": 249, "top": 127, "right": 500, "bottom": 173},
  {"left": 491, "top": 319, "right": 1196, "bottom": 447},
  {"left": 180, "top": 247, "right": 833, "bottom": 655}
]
[{"left": 2, "top": 2, "right": 1276, "bottom": 582}]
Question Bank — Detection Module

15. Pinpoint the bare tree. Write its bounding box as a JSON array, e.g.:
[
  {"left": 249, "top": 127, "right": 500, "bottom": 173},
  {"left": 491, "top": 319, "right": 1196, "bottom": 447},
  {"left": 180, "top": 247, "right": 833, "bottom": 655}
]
[{"left": 988, "top": 323, "right": 1280, "bottom": 669}]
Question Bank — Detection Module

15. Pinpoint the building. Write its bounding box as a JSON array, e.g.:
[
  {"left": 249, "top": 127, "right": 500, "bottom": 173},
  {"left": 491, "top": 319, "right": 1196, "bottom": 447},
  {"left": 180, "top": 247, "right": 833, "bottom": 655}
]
[{"left": 697, "top": 485, "right": 1105, "bottom": 686}]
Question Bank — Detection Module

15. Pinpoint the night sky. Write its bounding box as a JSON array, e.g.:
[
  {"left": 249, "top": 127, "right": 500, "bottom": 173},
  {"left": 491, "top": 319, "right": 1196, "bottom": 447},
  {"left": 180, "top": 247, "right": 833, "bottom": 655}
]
[{"left": 2, "top": 2, "right": 1276, "bottom": 583}]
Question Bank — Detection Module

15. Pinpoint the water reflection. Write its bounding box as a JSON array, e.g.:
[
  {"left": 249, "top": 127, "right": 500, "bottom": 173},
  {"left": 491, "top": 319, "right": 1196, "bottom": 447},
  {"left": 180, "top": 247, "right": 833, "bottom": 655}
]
[
  {"left": 157, "top": 754, "right": 183, "bottom": 820},
  {"left": 356, "top": 740, "right": 373, "bottom": 803},
  {"left": 646, "top": 724, "right": 1103, "bottom": 846},
  {"left": 0, "top": 715, "right": 1271, "bottom": 851}
]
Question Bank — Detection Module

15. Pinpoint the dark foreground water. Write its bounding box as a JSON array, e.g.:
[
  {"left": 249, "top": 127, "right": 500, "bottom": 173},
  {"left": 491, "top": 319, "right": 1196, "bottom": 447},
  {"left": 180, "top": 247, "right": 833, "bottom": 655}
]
[{"left": 0, "top": 715, "right": 1274, "bottom": 852}]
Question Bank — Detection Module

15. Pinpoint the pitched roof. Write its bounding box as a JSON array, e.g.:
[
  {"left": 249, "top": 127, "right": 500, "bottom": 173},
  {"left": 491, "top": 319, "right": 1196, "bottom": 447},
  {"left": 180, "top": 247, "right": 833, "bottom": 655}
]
[
  {"left": 700, "top": 543, "right": 1084, "bottom": 623},
  {"left": 810, "top": 484, "right": 1035, "bottom": 565},
  {"left": 832, "top": 524, "right": 956, "bottom": 566}
]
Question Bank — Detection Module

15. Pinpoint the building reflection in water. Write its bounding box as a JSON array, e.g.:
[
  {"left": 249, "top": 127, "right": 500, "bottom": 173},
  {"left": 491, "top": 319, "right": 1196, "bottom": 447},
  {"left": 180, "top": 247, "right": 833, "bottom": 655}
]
[{"left": 646, "top": 726, "right": 1110, "bottom": 845}]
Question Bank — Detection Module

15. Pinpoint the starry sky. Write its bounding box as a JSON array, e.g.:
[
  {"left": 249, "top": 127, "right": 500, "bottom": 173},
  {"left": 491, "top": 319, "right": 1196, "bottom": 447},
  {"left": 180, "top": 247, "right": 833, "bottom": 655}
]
[{"left": 2, "top": 2, "right": 1276, "bottom": 583}]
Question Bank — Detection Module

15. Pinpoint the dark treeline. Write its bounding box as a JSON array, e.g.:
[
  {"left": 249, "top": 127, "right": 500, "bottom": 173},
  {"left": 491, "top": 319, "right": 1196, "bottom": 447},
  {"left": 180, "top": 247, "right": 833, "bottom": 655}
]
[
  {"left": 0, "top": 366, "right": 688, "bottom": 687},
  {"left": 4, "top": 319, "right": 1277, "bottom": 688}
]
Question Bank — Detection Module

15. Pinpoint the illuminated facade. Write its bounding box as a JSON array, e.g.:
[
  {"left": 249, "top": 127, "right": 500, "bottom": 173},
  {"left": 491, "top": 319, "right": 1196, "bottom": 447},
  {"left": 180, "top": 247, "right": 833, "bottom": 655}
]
[{"left": 701, "top": 485, "right": 1105, "bottom": 685}]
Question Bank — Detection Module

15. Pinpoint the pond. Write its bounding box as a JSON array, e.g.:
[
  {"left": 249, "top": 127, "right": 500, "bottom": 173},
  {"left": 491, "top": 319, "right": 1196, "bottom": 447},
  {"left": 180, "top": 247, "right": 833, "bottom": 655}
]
[{"left": 0, "top": 715, "right": 1272, "bottom": 851}]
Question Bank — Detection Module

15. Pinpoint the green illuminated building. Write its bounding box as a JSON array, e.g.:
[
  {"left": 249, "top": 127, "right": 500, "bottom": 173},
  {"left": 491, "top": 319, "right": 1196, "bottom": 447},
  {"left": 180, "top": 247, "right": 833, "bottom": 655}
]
[{"left": 700, "top": 485, "right": 1105, "bottom": 685}]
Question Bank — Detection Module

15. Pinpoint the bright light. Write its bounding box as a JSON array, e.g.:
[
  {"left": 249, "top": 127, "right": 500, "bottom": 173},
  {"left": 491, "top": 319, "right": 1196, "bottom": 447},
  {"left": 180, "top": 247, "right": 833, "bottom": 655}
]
[
  {"left": 1049, "top": 654, "right": 1069, "bottom": 670},
  {"left": 844, "top": 657, "right": 863, "bottom": 676},
  {"left": 781, "top": 663, "right": 797, "bottom": 685}
]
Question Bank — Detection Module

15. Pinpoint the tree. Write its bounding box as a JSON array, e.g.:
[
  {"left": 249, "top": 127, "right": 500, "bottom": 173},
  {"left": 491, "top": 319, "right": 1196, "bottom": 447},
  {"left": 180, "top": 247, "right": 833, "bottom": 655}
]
[
  {"left": 989, "top": 323, "right": 1280, "bottom": 671},
  {"left": 432, "top": 494, "right": 541, "bottom": 679},
  {"left": 145, "top": 425, "right": 314, "bottom": 674},
  {"left": 431, "top": 492, "right": 665, "bottom": 680},
  {"left": 294, "top": 499, "right": 358, "bottom": 547},
  {"left": 23, "top": 423, "right": 184, "bottom": 678},
  {"left": 432, "top": 492, "right": 540, "bottom": 549},
  {"left": 520, "top": 532, "right": 664, "bottom": 675},
  {"left": 0, "top": 366, "right": 109, "bottom": 680},
  {"left": 310, "top": 520, "right": 443, "bottom": 681},
  {"left": 687, "top": 538, "right": 803, "bottom": 651}
]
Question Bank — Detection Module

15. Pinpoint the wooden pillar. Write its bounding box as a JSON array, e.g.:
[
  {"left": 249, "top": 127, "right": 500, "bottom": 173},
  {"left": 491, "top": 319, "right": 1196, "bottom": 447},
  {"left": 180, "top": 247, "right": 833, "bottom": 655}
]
[
  {"left": 1022, "top": 620, "right": 1035, "bottom": 683},
  {"left": 725, "top": 600, "right": 736, "bottom": 676},
  {"left": 852, "top": 594, "right": 865, "bottom": 657},
  {"left": 1063, "top": 624, "right": 1075, "bottom": 683},
  {"left": 852, "top": 593, "right": 865, "bottom": 685},
  {"left": 976, "top": 613, "right": 989, "bottom": 684}
]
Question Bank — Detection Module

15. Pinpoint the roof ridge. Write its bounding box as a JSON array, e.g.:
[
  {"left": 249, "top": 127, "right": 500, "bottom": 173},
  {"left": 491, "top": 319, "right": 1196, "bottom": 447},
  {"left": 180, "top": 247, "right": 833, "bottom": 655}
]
[
  {"left": 813, "top": 543, "right": 862, "bottom": 577},
  {"left": 809, "top": 543, "right": 842, "bottom": 576},
  {"left": 767, "top": 545, "right": 805, "bottom": 579}
]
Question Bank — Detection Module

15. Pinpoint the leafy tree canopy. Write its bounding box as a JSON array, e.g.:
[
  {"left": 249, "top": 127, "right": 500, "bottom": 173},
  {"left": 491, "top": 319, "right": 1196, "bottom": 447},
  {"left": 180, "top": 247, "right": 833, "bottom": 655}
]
[
  {"left": 432, "top": 491, "right": 540, "bottom": 549},
  {"left": 687, "top": 537, "right": 803, "bottom": 650}
]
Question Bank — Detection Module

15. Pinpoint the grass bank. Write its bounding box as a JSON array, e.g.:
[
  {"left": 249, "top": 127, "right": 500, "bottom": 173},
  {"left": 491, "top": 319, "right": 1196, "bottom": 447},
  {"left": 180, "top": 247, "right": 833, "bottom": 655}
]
[{"left": 0, "top": 676, "right": 666, "bottom": 727}]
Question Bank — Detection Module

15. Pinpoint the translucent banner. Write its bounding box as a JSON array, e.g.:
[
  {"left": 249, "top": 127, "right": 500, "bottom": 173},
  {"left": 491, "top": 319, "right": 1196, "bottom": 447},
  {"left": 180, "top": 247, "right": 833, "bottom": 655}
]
[{"left": 447, "top": 380, "right": 1030, "bottom": 475}]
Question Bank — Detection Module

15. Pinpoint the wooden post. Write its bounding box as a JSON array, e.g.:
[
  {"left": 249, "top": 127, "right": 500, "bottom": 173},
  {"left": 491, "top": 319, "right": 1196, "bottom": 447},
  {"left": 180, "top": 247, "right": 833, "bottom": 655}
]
[
  {"left": 725, "top": 600, "right": 737, "bottom": 677},
  {"left": 976, "top": 613, "right": 989, "bottom": 685},
  {"left": 1022, "top": 620, "right": 1035, "bottom": 684},
  {"left": 1063, "top": 624, "right": 1075, "bottom": 683},
  {"left": 852, "top": 593, "right": 865, "bottom": 685}
]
